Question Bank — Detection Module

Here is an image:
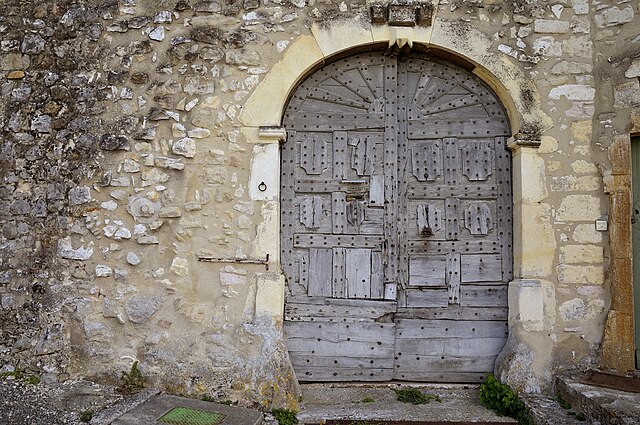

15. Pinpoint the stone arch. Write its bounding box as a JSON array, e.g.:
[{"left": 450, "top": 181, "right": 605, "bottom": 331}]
[
  {"left": 245, "top": 20, "right": 554, "bottom": 390},
  {"left": 239, "top": 20, "right": 551, "bottom": 138}
]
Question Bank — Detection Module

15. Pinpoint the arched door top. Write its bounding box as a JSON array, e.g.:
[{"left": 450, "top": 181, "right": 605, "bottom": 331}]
[{"left": 239, "top": 20, "right": 551, "bottom": 142}]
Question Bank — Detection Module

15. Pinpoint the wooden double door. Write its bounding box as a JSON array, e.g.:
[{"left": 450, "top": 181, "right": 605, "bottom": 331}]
[{"left": 281, "top": 52, "right": 513, "bottom": 382}]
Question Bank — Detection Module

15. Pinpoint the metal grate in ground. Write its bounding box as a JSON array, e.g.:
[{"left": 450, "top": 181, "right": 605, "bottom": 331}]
[{"left": 158, "top": 406, "right": 225, "bottom": 425}]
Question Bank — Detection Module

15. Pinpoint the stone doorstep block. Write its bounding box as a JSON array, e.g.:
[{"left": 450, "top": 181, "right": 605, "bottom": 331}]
[{"left": 111, "top": 394, "right": 263, "bottom": 425}]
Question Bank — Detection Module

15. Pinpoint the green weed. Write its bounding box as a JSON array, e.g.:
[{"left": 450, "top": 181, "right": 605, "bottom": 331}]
[
  {"left": 272, "top": 408, "right": 298, "bottom": 425},
  {"left": 479, "top": 374, "right": 533, "bottom": 425},
  {"left": 118, "top": 361, "right": 146, "bottom": 394}
]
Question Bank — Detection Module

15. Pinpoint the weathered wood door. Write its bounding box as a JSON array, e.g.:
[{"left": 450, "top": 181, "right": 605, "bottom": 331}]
[{"left": 282, "top": 52, "right": 512, "bottom": 382}]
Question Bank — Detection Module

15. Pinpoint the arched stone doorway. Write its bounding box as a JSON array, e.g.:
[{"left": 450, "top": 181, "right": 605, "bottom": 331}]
[{"left": 280, "top": 50, "right": 512, "bottom": 382}]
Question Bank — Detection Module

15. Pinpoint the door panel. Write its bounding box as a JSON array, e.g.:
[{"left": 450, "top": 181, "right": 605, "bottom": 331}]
[{"left": 282, "top": 52, "right": 511, "bottom": 382}]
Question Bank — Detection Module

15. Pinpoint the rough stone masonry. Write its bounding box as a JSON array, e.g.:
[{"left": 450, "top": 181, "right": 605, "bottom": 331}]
[{"left": 0, "top": 0, "right": 639, "bottom": 409}]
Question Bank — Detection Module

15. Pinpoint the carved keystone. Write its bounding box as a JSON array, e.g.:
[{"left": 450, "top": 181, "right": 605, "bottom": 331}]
[{"left": 388, "top": 2, "right": 416, "bottom": 27}]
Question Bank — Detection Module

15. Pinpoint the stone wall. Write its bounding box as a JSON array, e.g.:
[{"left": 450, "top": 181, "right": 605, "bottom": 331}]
[{"left": 0, "top": 0, "right": 639, "bottom": 407}]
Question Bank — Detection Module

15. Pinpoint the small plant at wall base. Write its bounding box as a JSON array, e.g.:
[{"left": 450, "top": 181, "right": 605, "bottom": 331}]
[
  {"left": 479, "top": 374, "right": 533, "bottom": 425},
  {"left": 118, "top": 361, "right": 146, "bottom": 394},
  {"left": 271, "top": 408, "right": 298, "bottom": 425}
]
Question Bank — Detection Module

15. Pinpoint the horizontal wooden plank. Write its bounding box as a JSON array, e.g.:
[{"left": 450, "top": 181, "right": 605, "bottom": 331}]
[
  {"left": 285, "top": 321, "right": 394, "bottom": 343},
  {"left": 288, "top": 113, "right": 384, "bottom": 131},
  {"left": 286, "top": 338, "right": 395, "bottom": 358},
  {"left": 461, "top": 254, "right": 502, "bottom": 283},
  {"left": 409, "top": 256, "right": 447, "bottom": 287},
  {"left": 295, "top": 179, "right": 370, "bottom": 195},
  {"left": 395, "top": 319, "right": 508, "bottom": 339},
  {"left": 286, "top": 296, "right": 396, "bottom": 309},
  {"left": 289, "top": 354, "right": 393, "bottom": 368},
  {"left": 285, "top": 302, "right": 395, "bottom": 322},
  {"left": 407, "top": 184, "right": 498, "bottom": 200},
  {"left": 395, "top": 306, "right": 508, "bottom": 321},
  {"left": 407, "top": 119, "right": 508, "bottom": 139},
  {"left": 401, "top": 288, "right": 449, "bottom": 308},
  {"left": 294, "top": 233, "right": 384, "bottom": 248},
  {"left": 295, "top": 366, "right": 394, "bottom": 382},
  {"left": 394, "top": 354, "right": 497, "bottom": 373},
  {"left": 408, "top": 239, "right": 502, "bottom": 254},
  {"left": 460, "top": 284, "right": 508, "bottom": 307},
  {"left": 395, "top": 337, "right": 507, "bottom": 357},
  {"left": 393, "top": 371, "right": 491, "bottom": 383}
]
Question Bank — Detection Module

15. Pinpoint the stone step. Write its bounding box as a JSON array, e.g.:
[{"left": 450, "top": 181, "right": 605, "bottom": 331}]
[
  {"left": 556, "top": 375, "right": 640, "bottom": 425},
  {"left": 522, "top": 394, "right": 587, "bottom": 425}
]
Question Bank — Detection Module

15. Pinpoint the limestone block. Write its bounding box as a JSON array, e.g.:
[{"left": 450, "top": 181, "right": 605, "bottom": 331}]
[
  {"left": 69, "top": 186, "right": 92, "bottom": 205},
  {"left": 537, "top": 136, "right": 558, "bottom": 153},
  {"left": 508, "top": 280, "right": 544, "bottom": 332},
  {"left": 555, "top": 195, "right": 601, "bottom": 222},
  {"left": 170, "top": 257, "right": 189, "bottom": 276},
  {"left": 559, "top": 245, "right": 603, "bottom": 264},
  {"left": 253, "top": 201, "right": 279, "bottom": 263},
  {"left": 595, "top": 6, "right": 634, "bottom": 28},
  {"left": 534, "top": 19, "right": 570, "bottom": 33},
  {"left": 614, "top": 80, "right": 640, "bottom": 108},
  {"left": 549, "top": 85, "right": 595, "bottom": 101},
  {"left": 57, "top": 237, "right": 93, "bottom": 260},
  {"left": 625, "top": 58, "right": 640, "bottom": 78},
  {"left": 514, "top": 203, "right": 556, "bottom": 278},
  {"left": 550, "top": 61, "right": 592, "bottom": 75},
  {"left": 95, "top": 264, "right": 113, "bottom": 277},
  {"left": 512, "top": 148, "right": 547, "bottom": 203},
  {"left": 255, "top": 273, "right": 285, "bottom": 324},
  {"left": 557, "top": 265, "right": 604, "bottom": 285},
  {"left": 571, "top": 160, "right": 597, "bottom": 174},
  {"left": 532, "top": 37, "right": 562, "bottom": 57},
  {"left": 562, "top": 36, "right": 592, "bottom": 59},
  {"left": 571, "top": 0, "right": 589, "bottom": 14},
  {"left": 249, "top": 144, "right": 278, "bottom": 201},
  {"left": 573, "top": 223, "right": 601, "bottom": 243},
  {"left": 551, "top": 175, "right": 600, "bottom": 192},
  {"left": 127, "top": 252, "right": 141, "bottom": 265}
]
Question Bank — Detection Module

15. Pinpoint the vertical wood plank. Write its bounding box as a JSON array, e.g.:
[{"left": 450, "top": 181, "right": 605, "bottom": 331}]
[
  {"left": 446, "top": 252, "right": 461, "bottom": 304},
  {"left": 444, "top": 137, "right": 458, "bottom": 185},
  {"left": 332, "top": 247, "right": 346, "bottom": 298},
  {"left": 332, "top": 192, "right": 347, "bottom": 234},
  {"left": 383, "top": 55, "right": 398, "bottom": 285},
  {"left": 300, "top": 196, "right": 323, "bottom": 228},
  {"left": 308, "top": 248, "right": 333, "bottom": 296},
  {"left": 371, "top": 250, "right": 384, "bottom": 299},
  {"left": 346, "top": 248, "right": 372, "bottom": 299},
  {"left": 495, "top": 136, "right": 513, "bottom": 282},
  {"left": 300, "top": 136, "right": 328, "bottom": 175},
  {"left": 462, "top": 140, "right": 494, "bottom": 181},
  {"left": 464, "top": 202, "right": 492, "bottom": 235},
  {"left": 333, "top": 131, "right": 348, "bottom": 179},
  {"left": 369, "top": 173, "right": 384, "bottom": 206},
  {"left": 445, "top": 197, "right": 460, "bottom": 241}
]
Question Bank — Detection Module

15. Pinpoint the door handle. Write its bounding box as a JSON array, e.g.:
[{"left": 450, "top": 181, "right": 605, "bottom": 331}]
[{"left": 341, "top": 179, "right": 367, "bottom": 184}]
